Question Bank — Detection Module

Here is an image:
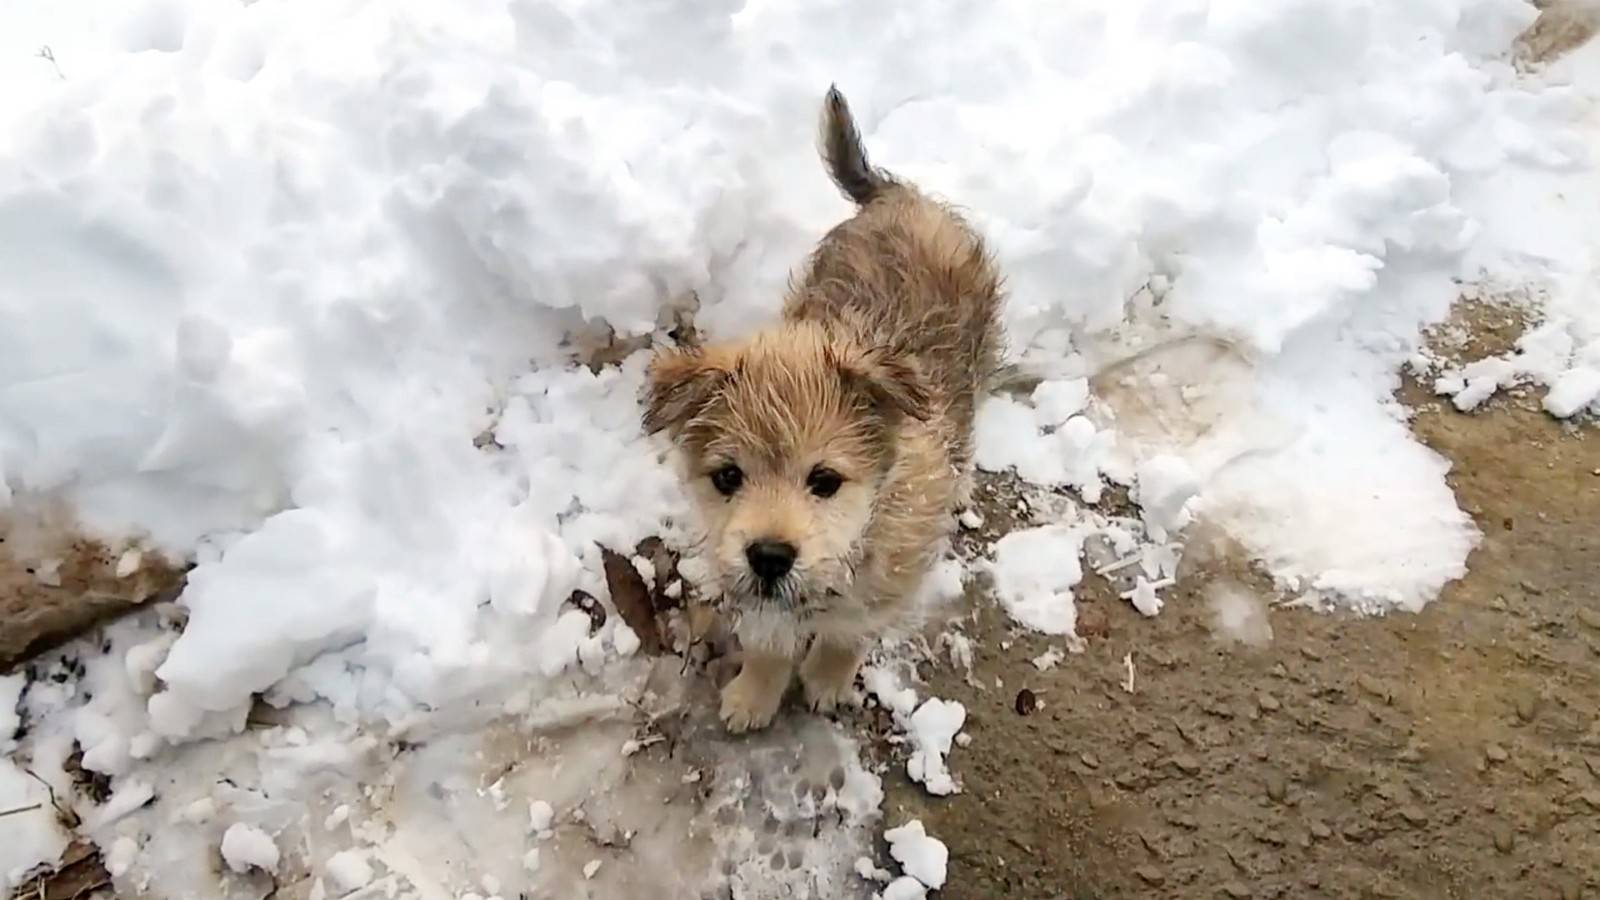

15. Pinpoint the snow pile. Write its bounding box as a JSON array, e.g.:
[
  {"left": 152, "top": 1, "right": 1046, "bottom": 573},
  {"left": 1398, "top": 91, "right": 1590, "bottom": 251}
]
[{"left": 1437, "top": 39, "right": 1600, "bottom": 420}]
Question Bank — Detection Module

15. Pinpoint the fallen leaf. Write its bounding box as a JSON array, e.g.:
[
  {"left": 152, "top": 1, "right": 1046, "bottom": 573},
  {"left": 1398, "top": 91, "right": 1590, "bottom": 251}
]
[{"left": 601, "top": 546, "right": 663, "bottom": 655}]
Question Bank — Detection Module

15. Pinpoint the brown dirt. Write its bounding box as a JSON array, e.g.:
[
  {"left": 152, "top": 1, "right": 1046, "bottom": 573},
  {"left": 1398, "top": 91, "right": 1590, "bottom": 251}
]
[
  {"left": 0, "top": 517, "right": 185, "bottom": 673},
  {"left": 878, "top": 313, "right": 1600, "bottom": 899}
]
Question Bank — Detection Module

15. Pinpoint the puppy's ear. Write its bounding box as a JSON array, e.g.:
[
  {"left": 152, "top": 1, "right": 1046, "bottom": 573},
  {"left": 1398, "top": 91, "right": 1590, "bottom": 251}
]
[
  {"left": 833, "top": 345, "right": 933, "bottom": 422},
  {"left": 642, "top": 346, "right": 733, "bottom": 435}
]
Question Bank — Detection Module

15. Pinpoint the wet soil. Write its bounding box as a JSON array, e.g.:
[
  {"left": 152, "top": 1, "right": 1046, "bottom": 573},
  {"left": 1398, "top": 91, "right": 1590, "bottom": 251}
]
[{"left": 881, "top": 345, "right": 1600, "bottom": 899}]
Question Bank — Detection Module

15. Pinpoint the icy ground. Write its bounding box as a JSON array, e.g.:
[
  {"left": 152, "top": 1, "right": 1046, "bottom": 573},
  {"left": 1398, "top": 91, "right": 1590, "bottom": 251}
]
[{"left": 2, "top": 0, "right": 1599, "bottom": 897}]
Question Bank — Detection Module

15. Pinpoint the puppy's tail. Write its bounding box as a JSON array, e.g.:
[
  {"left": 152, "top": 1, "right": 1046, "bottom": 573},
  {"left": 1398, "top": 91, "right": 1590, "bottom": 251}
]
[{"left": 819, "top": 85, "right": 893, "bottom": 205}]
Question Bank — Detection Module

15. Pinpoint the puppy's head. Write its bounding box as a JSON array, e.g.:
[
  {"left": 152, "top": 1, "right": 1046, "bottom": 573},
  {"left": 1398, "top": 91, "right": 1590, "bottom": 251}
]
[{"left": 644, "top": 321, "right": 930, "bottom": 612}]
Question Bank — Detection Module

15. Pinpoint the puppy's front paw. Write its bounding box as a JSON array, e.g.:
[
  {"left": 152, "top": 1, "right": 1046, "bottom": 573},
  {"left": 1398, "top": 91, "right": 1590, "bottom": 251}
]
[
  {"left": 719, "top": 669, "right": 784, "bottom": 734},
  {"left": 799, "top": 644, "right": 862, "bottom": 714},
  {"left": 801, "top": 672, "right": 856, "bottom": 714}
]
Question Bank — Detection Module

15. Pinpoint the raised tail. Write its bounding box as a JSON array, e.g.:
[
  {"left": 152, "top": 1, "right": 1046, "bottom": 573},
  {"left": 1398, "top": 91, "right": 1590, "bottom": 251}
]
[{"left": 819, "top": 85, "right": 893, "bottom": 205}]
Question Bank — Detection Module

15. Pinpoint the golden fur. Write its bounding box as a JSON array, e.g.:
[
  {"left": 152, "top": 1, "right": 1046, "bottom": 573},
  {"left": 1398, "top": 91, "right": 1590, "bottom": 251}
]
[{"left": 643, "top": 86, "right": 1004, "bottom": 732}]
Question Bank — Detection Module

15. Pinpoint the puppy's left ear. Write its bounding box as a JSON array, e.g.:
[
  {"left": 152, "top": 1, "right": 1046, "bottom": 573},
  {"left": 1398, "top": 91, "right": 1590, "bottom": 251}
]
[
  {"left": 835, "top": 345, "right": 933, "bottom": 422},
  {"left": 642, "top": 346, "right": 734, "bottom": 436}
]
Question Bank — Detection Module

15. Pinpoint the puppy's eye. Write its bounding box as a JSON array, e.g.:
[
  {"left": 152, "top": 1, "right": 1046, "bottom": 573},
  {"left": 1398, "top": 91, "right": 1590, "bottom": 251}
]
[
  {"left": 807, "top": 467, "right": 844, "bottom": 499},
  {"left": 710, "top": 464, "right": 744, "bottom": 496}
]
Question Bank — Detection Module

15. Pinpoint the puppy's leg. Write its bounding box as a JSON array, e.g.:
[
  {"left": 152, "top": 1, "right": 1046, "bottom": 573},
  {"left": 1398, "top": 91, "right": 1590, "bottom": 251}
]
[
  {"left": 800, "top": 636, "right": 867, "bottom": 713},
  {"left": 720, "top": 647, "right": 793, "bottom": 733}
]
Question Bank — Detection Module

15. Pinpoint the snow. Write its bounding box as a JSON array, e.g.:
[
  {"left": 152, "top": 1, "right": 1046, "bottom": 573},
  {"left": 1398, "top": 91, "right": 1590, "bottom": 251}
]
[
  {"left": 884, "top": 819, "right": 949, "bottom": 891},
  {"left": 325, "top": 848, "right": 375, "bottom": 892},
  {"left": 220, "top": 822, "right": 279, "bottom": 874},
  {"left": 105, "top": 837, "right": 140, "bottom": 878},
  {"left": 0, "top": 758, "right": 69, "bottom": 894},
  {"left": 0, "top": 674, "right": 22, "bottom": 750},
  {"left": 905, "top": 699, "right": 966, "bottom": 797},
  {"left": 0, "top": 0, "right": 1596, "bottom": 896},
  {"left": 990, "top": 525, "right": 1087, "bottom": 635}
]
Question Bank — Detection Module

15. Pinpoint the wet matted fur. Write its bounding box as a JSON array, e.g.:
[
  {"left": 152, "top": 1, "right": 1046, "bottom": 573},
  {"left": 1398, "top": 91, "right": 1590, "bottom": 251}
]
[{"left": 643, "top": 86, "right": 1004, "bottom": 732}]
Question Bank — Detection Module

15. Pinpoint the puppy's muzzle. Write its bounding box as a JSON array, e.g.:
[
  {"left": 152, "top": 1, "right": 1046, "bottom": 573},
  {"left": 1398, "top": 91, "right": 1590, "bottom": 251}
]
[{"left": 746, "top": 539, "right": 797, "bottom": 592}]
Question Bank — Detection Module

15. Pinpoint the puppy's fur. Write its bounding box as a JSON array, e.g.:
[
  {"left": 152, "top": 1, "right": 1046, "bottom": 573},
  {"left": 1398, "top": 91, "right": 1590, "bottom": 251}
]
[{"left": 644, "top": 87, "right": 1003, "bottom": 732}]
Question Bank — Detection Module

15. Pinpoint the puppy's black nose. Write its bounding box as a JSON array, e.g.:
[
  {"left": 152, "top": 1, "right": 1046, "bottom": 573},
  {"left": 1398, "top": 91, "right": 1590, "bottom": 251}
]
[{"left": 746, "top": 540, "right": 797, "bottom": 581}]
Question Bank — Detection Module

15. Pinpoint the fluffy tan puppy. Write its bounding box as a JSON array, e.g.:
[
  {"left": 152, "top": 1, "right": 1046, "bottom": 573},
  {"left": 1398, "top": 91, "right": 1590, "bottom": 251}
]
[{"left": 643, "top": 86, "right": 1003, "bottom": 732}]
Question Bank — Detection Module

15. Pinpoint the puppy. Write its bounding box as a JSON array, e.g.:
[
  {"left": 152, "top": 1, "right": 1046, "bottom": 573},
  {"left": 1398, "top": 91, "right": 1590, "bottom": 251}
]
[{"left": 643, "top": 86, "right": 1003, "bottom": 732}]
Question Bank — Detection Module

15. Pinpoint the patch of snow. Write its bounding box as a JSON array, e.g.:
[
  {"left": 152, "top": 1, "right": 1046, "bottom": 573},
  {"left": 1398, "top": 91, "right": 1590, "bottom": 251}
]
[
  {"left": 220, "top": 823, "right": 279, "bottom": 875},
  {"left": 325, "top": 848, "right": 374, "bottom": 893},
  {"left": 905, "top": 699, "right": 966, "bottom": 797},
  {"left": 0, "top": 757, "right": 69, "bottom": 894},
  {"left": 989, "top": 525, "right": 1087, "bottom": 636},
  {"left": 884, "top": 819, "right": 948, "bottom": 890}
]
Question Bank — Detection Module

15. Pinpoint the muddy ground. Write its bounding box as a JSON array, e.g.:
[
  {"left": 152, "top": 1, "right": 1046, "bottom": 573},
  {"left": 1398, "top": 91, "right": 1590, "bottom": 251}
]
[{"left": 879, "top": 363, "right": 1600, "bottom": 899}]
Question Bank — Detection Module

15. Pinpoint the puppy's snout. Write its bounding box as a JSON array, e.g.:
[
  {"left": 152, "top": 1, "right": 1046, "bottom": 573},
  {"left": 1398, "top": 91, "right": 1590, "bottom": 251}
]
[{"left": 746, "top": 540, "right": 797, "bottom": 581}]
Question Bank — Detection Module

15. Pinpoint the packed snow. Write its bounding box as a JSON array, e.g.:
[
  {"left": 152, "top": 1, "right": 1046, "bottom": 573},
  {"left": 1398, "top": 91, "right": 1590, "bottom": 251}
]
[{"left": 0, "top": 0, "right": 1597, "bottom": 897}]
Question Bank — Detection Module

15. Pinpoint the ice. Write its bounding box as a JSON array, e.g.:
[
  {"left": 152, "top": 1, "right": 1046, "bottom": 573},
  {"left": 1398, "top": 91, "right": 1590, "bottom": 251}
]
[
  {"left": 220, "top": 822, "right": 279, "bottom": 874},
  {"left": 884, "top": 819, "right": 948, "bottom": 890},
  {"left": 990, "top": 525, "right": 1087, "bottom": 636}
]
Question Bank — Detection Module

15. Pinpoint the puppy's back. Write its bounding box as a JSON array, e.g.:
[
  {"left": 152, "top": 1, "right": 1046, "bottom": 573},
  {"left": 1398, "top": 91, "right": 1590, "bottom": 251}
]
[{"left": 790, "top": 87, "right": 1003, "bottom": 439}]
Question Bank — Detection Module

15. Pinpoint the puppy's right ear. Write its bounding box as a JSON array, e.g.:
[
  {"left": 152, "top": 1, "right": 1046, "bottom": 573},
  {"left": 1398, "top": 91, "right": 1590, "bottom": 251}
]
[{"left": 642, "top": 346, "right": 733, "bottom": 436}]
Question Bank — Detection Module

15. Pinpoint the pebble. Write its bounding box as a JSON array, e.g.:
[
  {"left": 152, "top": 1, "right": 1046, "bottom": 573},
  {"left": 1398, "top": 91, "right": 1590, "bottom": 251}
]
[
  {"left": 1577, "top": 791, "right": 1600, "bottom": 811},
  {"left": 1300, "top": 646, "right": 1323, "bottom": 661},
  {"left": 1485, "top": 743, "right": 1509, "bottom": 764},
  {"left": 1309, "top": 822, "right": 1331, "bottom": 840},
  {"left": 1134, "top": 865, "right": 1165, "bottom": 886},
  {"left": 1171, "top": 755, "right": 1202, "bottom": 776},
  {"left": 1221, "top": 882, "right": 1252, "bottom": 899},
  {"left": 1515, "top": 693, "right": 1538, "bottom": 722},
  {"left": 1520, "top": 579, "right": 1544, "bottom": 596},
  {"left": 1079, "top": 753, "right": 1100, "bottom": 770},
  {"left": 1576, "top": 608, "right": 1600, "bottom": 631},
  {"left": 1492, "top": 824, "right": 1515, "bottom": 854},
  {"left": 1114, "top": 771, "right": 1142, "bottom": 790},
  {"left": 1396, "top": 806, "right": 1428, "bottom": 826},
  {"left": 1257, "top": 694, "right": 1281, "bottom": 713},
  {"left": 1015, "top": 689, "right": 1039, "bottom": 716},
  {"left": 1270, "top": 663, "right": 1288, "bottom": 678},
  {"left": 1265, "top": 774, "right": 1287, "bottom": 803}
]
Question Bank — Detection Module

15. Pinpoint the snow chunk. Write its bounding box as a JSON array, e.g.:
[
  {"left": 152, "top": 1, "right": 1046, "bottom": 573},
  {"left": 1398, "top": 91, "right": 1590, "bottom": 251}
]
[
  {"left": 878, "top": 876, "right": 928, "bottom": 900},
  {"left": 1544, "top": 366, "right": 1600, "bottom": 418},
  {"left": 527, "top": 800, "right": 555, "bottom": 835},
  {"left": 106, "top": 837, "right": 140, "bottom": 878},
  {"left": 990, "top": 525, "right": 1086, "bottom": 635},
  {"left": 0, "top": 758, "right": 69, "bottom": 890},
  {"left": 905, "top": 699, "right": 965, "bottom": 797},
  {"left": 0, "top": 675, "right": 22, "bottom": 750},
  {"left": 1134, "top": 455, "right": 1199, "bottom": 542},
  {"left": 324, "top": 849, "right": 374, "bottom": 892},
  {"left": 884, "top": 819, "right": 948, "bottom": 890},
  {"left": 220, "top": 823, "right": 279, "bottom": 874}
]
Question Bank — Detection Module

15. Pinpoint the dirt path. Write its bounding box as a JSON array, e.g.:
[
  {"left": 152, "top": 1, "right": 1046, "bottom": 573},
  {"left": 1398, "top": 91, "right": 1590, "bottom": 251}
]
[{"left": 880, "top": 370, "right": 1600, "bottom": 899}]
